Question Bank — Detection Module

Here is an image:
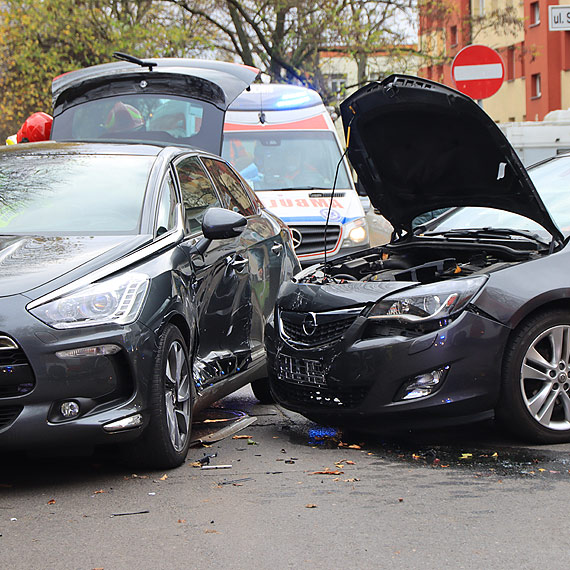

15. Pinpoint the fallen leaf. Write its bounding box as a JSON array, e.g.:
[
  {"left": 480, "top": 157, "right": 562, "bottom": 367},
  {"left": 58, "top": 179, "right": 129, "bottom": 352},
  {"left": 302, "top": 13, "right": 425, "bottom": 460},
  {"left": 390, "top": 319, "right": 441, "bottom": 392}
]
[
  {"left": 204, "top": 529, "right": 219, "bottom": 534},
  {"left": 398, "top": 498, "right": 404, "bottom": 502},
  {"left": 492, "top": 452, "right": 498, "bottom": 457},
  {"left": 345, "top": 460, "right": 356, "bottom": 465},
  {"left": 191, "top": 462, "right": 202, "bottom": 468},
  {"left": 334, "top": 463, "right": 344, "bottom": 468},
  {"left": 159, "top": 474, "right": 168, "bottom": 481},
  {"left": 232, "top": 435, "right": 253, "bottom": 439},
  {"left": 344, "top": 478, "right": 360, "bottom": 482},
  {"left": 538, "top": 468, "right": 546, "bottom": 472},
  {"left": 247, "top": 439, "right": 258, "bottom": 445},
  {"left": 177, "top": 519, "right": 186, "bottom": 523},
  {"left": 459, "top": 453, "right": 473, "bottom": 459},
  {"left": 412, "top": 454, "right": 421, "bottom": 460},
  {"left": 348, "top": 444, "right": 361, "bottom": 450},
  {"left": 93, "top": 489, "right": 105, "bottom": 494},
  {"left": 47, "top": 499, "right": 56, "bottom": 505},
  {"left": 305, "top": 504, "right": 318, "bottom": 508},
  {"left": 308, "top": 470, "right": 344, "bottom": 475}
]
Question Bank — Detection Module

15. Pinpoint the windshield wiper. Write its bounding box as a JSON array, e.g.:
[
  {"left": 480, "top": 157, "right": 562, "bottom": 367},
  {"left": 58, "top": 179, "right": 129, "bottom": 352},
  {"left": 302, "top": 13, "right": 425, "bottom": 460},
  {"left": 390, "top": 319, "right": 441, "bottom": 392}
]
[{"left": 422, "top": 227, "right": 550, "bottom": 247}]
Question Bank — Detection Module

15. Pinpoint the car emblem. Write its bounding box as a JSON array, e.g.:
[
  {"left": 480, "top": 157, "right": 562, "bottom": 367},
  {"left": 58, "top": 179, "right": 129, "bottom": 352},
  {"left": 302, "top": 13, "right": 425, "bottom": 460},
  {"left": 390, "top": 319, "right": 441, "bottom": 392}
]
[
  {"left": 290, "top": 228, "right": 302, "bottom": 249},
  {"left": 302, "top": 312, "right": 318, "bottom": 336}
]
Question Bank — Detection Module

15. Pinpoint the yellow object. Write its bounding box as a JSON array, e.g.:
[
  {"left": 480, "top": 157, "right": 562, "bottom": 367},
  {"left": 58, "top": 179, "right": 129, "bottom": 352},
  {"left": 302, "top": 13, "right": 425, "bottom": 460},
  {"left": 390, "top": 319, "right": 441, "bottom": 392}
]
[{"left": 5, "top": 134, "right": 17, "bottom": 145}]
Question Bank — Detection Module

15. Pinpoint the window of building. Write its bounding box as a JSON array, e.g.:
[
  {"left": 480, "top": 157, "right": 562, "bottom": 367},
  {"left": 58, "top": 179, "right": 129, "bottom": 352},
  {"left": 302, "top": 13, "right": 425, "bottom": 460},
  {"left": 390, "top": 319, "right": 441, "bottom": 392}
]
[
  {"left": 450, "top": 26, "right": 458, "bottom": 47},
  {"left": 531, "top": 73, "right": 541, "bottom": 98},
  {"left": 507, "top": 46, "right": 516, "bottom": 81},
  {"left": 479, "top": 0, "right": 485, "bottom": 16},
  {"left": 530, "top": 2, "right": 540, "bottom": 25},
  {"left": 325, "top": 73, "right": 348, "bottom": 94}
]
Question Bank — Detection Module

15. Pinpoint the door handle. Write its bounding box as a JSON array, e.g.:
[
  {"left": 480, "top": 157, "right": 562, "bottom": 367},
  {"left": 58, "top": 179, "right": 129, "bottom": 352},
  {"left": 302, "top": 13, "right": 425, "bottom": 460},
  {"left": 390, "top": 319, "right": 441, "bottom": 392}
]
[
  {"left": 230, "top": 255, "right": 249, "bottom": 273},
  {"left": 271, "top": 243, "right": 283, "bottom": 256}
]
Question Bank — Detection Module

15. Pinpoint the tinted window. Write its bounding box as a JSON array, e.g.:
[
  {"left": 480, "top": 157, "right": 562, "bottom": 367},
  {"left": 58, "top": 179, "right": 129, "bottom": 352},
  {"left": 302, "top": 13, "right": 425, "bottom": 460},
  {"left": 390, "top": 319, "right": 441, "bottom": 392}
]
[
  {"left": 175, "top": 156, "right": 221, "bottom": 234},
  {"left": 222, "top": 131, "right": 352, "bottom": 191},
  {"left": 0, "top": 153, "right": 152, "bottom": 234},
  {"left": 52, "top": 94, "right": 223, "bottom": 154},
  {"left": 201, "top": 157, "right": 256, "bottom": 216},
  {"left": 156, "top": 174, "right": 178, "bottom": 235}
]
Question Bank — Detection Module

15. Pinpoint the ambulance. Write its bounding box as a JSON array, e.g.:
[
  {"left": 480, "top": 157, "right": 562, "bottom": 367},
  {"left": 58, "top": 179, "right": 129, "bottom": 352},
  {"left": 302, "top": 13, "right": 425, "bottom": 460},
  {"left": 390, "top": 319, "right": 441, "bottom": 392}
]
[{"left": 222, "top": 84, "right": 369, "bottom": 265}]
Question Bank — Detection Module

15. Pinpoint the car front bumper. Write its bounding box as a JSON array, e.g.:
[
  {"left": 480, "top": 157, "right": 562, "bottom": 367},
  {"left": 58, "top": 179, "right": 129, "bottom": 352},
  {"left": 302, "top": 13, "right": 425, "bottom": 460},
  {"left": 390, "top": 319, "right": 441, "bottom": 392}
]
[
  {"left": 266, "top": 308, "right": 511, "bottom": 427},
  {"left": 0, "top": 294, "right": 156, "bottom": 449}
]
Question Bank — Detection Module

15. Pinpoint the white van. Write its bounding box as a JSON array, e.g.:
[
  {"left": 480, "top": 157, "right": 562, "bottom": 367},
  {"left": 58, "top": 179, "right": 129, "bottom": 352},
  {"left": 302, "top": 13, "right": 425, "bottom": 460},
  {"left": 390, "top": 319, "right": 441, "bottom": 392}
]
[{"left": 222, "top": 84, "right": 369, "bottom": 265}]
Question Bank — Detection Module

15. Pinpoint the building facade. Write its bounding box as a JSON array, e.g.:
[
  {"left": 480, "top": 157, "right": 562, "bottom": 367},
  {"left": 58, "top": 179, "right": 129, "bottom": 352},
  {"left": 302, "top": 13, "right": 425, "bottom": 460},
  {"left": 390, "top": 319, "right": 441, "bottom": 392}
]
[{"left": 420, "top": 0, "right": 570, "bottom": 121}]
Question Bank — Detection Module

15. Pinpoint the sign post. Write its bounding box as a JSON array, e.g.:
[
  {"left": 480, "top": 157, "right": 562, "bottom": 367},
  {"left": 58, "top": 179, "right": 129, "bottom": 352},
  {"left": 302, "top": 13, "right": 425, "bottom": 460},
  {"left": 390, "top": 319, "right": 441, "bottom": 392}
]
[{"left": 451, "top": 45, "right": 505, "bottom": 102}]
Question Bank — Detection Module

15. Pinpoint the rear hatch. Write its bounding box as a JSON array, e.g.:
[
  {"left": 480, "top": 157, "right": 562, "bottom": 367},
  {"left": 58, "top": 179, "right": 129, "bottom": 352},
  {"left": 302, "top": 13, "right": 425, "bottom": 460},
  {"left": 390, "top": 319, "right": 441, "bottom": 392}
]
[{"left": 51, "top": 58, "right": 259, "bottom": 155}]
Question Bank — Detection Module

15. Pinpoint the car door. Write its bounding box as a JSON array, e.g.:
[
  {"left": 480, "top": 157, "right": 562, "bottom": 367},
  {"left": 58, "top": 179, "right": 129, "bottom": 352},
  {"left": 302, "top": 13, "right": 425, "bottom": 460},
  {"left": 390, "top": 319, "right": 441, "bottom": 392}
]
[
  {"left": 200, "top": 157, "right": 285, "bottom": 355},
  {"left": 173, "top": 154, "right": 252, "bottom": 392}
]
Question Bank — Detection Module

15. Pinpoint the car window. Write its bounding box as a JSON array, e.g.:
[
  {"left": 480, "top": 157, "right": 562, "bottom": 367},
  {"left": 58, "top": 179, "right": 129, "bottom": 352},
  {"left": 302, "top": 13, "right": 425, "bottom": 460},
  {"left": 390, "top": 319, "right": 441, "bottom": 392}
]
[
  {"left": 0, "top": 153, "right": 152, "bottom": 235},
  {"left": 201, "top": 157, "right": 256, "bottom": 216},
  {"left": 155, "top": 173, "right": 178, "bottom": 236},
  {"left": 174, "top": 156, "right": 221, "bottom": 234}
]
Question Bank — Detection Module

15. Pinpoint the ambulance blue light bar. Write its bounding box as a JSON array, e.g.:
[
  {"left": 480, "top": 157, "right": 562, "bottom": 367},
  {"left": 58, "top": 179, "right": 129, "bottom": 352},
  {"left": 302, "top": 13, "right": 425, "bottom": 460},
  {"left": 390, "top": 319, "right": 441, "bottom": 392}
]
[{"left": 229, "top": 84, "right": 323, "bottom": 111}]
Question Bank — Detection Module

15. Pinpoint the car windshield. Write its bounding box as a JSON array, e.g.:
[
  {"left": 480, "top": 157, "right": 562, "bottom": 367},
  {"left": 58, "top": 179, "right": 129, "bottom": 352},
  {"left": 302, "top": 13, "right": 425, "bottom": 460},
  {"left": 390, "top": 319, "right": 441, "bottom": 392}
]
[
  {"left": 425, "top": 156, "right": 570, "bottom": 236},
  {"left": 222, "top": 131, "right": 351, "bottom": 191},
  {"left": 0, "top": 153, "right": 153, "bottom": 235}
]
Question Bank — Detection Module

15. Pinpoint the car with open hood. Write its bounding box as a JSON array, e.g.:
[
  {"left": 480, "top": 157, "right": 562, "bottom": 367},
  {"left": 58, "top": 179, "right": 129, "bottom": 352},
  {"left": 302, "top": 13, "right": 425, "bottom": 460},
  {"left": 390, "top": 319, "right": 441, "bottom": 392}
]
[
  {"left": 0, "top": 59, "right": 298, "bottom": 468},
  {"left": 265, "top": 74, "right": 570, "bottom": 442}
]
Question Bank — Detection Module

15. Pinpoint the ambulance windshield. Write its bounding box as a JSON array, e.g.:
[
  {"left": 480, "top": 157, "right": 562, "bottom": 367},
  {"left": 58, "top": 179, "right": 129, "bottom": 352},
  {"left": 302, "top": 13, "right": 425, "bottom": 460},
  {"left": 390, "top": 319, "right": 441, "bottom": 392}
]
[{"left": 222, "top": 131, "right": 351, "bottom": 191}]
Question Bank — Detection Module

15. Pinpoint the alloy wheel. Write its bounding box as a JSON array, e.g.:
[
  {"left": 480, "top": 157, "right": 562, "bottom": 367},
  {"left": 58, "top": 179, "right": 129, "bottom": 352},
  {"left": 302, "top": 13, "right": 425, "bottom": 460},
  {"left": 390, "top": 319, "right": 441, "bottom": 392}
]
[
  {"left": 520, "top": 324, "right": 570, "bottom": 431},
  {"left": 164, "top": 339, "right": 191, "bottom": 451}
]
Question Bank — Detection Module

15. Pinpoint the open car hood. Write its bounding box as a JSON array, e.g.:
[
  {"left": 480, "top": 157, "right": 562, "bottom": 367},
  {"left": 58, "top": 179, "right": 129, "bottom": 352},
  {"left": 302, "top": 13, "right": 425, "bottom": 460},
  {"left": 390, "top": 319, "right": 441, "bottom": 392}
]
[
  {"left": 51, "top": 59, "right": 259, "bottom": 154},
  {"left": 340, "top": 75, "right": 563, "bottom": 242}
]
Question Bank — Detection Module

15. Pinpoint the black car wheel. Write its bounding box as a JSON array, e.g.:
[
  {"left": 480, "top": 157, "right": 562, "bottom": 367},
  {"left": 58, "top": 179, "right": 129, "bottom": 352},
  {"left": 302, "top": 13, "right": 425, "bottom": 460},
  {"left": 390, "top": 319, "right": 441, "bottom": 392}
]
[
  {"left": 138, "top": 324, "right": 193, "bottom": 468},
  {"left": 498, "top": 310, "right": 570, "bottom": 443},
  {"left": 250, "top": 378, "right": 274, "bottom": 404}
]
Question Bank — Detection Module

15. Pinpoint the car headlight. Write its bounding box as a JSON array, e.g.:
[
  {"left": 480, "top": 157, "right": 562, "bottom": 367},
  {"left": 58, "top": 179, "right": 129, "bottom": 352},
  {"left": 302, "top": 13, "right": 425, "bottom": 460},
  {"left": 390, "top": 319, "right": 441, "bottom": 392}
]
[
  {"left": 368, "top": 276, "right": 487, "bottom": 322},
  {"left": 29, "top": 272, "right": 150, "bottom": 329},
  {"left": 342, "top": 217, "right": 369, "bottom": 246}
]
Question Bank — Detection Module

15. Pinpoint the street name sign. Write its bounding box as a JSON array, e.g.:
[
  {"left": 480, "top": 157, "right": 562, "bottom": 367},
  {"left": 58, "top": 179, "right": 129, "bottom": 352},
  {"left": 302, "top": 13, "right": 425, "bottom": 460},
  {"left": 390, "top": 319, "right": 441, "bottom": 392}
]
[
  {"left": 451, "top": 45, "right": 505, "bottom": 100},
  {"left": 549, "top": 5, "right": 570, "bottom": 31}
]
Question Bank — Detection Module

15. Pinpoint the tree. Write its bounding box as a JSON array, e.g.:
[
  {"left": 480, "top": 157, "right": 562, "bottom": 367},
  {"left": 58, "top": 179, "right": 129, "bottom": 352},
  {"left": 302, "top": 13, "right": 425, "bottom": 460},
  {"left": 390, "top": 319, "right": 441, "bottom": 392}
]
[
  {"left": 0, "top": 0, "right": 208, "bottom": 140},
  {"left": 167, "top": 0, "right": 418, "bottom": 102}
]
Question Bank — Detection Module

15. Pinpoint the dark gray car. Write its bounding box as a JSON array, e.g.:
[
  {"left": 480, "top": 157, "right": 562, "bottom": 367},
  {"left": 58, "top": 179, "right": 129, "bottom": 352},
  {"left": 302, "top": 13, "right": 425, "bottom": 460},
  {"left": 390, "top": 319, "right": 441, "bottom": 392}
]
[
  {"left": 0, "top": 141, "right": 297, "bottom": 469},
  {"left": 265, "top": 75, "right": 570, "bottom": 443}
]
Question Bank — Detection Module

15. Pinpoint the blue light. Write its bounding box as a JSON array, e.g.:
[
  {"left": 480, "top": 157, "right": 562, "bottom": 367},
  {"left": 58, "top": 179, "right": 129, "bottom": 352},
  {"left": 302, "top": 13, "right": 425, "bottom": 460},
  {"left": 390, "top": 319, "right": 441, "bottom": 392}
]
[{"left": 275, "top": 94, "right": 311, "bottom": 108}]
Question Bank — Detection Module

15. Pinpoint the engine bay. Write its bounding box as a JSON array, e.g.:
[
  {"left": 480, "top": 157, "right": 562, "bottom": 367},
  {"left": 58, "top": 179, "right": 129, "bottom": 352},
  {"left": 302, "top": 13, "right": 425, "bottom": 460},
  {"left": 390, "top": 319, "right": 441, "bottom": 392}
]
[{"left": 296, "top": 236, "right": 547, "bottom": 285}]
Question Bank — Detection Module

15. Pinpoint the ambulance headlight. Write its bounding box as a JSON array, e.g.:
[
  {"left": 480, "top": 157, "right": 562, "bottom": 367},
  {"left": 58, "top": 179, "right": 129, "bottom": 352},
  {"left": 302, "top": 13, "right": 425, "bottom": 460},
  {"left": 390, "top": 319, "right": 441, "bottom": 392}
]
[{"left": 343, "top": 217, "right": 369, "bottom": 246}]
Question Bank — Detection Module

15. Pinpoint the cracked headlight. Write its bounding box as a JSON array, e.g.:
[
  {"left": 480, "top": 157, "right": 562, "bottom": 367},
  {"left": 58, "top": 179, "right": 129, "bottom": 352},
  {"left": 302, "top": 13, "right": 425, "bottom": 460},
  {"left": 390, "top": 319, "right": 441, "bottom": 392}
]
[
  {"left": 368, "top": 276, "right": 487, "bottom": 322},
  {"left": 29, "top": 273, "right": 150, "bottom": 329}
]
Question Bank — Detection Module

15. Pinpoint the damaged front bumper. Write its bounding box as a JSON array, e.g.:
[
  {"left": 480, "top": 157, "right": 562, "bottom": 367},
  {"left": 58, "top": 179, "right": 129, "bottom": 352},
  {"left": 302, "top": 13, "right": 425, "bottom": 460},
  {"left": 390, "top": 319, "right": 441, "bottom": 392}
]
[{"left": 266, "top": 308, "right": 511, "bottom": 427}]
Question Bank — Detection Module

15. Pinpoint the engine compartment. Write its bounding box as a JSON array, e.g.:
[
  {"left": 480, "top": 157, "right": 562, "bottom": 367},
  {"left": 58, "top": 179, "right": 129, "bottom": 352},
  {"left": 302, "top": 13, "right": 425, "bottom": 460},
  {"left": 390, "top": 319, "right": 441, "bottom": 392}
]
[{"left": 297, "top": 236, "right": 546, "bottom": 285}]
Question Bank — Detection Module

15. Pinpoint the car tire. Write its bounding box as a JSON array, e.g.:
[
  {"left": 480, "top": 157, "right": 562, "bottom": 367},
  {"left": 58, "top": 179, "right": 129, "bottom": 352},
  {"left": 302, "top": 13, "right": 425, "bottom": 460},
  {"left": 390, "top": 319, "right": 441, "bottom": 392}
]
[
  {"left": 250, "top": 378, "right": 274, "bottom": 404},
  {"left": 135, "top": 324, "right": 193, "bottom": 469},
  {"left": 497, "top": 310, "right": 570, "bottom": 443}
]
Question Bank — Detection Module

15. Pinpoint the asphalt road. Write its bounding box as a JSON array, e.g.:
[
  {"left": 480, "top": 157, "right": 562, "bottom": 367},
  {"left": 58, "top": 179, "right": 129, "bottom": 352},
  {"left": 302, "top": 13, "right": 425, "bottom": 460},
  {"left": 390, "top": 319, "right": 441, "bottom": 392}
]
[{"left": 2, "top": 386, "right": 570, "bottom": 569}]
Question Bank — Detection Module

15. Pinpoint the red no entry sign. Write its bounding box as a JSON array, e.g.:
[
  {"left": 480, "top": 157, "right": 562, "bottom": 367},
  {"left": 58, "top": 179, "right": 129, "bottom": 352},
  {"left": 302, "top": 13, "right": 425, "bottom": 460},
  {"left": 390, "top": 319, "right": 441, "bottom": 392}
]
[{"left": 451, "top": 45, "right": 505, "bottom": 100}]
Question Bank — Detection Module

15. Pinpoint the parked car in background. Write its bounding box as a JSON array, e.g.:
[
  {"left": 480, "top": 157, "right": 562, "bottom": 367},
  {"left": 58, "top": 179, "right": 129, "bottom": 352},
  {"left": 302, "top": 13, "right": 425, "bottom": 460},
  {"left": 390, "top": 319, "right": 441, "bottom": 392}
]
[
  {"left": 0, "top": 57, "right": 298, "bottom": 468},
  {"left": 222, "top": 83, "right": 369, "bottom": 265},
  {"left": 266, "top": 75, "right": 570, "bottom": 443}
]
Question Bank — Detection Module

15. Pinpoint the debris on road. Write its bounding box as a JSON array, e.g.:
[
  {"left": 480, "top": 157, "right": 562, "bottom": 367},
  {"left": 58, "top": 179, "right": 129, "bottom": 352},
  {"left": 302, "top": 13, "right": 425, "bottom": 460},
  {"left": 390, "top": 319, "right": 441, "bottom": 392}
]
[
  {"left": 217, "top": 478, "right": 254, "bottom": 486},
  {"left": 110, "top": 510, "right": 149, "bottom": 517},
  {"left": 308, "top": 469, "right": 344, "bottom": 476},
  {"left": 305, "top": 504, "right": 318, "bottom": 508},
  {"left": 201, "top": 465, "right": 232, "bottom": 470},
  {"left": 190, "top": 416, "right": 257, "bottom": 446}
]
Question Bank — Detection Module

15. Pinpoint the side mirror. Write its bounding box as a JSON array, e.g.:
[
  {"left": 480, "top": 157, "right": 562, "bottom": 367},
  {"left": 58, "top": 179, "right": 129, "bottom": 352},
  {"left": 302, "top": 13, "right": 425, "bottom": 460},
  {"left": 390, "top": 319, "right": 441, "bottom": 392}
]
[
  {"left": 202, "top": 207, "right": 247, "bottom": 240},
  {"left": 190, "top": 208, "right": 247, "bottom": 256}
]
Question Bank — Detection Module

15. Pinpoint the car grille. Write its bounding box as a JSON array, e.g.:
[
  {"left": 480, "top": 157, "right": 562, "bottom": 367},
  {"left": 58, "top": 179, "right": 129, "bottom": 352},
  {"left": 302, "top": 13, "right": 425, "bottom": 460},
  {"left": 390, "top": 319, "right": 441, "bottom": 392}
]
[
  {"left": 278, "top": 354, "right": 326, "bottom": 387},
  {"left": 280, "top": 309, "right": 361, "bottom": 348},
  {"left": 288, "top": 224, "right": 341, "bottom": 255},
  {"left": 0, "top": 335, "right": 35, "bottom": 397},
  {"left": 0, "top": 406, "right": 23, "bottom": 429},
  {"left": 273, "top": 379, "right": 369, "bottom": 409}
]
